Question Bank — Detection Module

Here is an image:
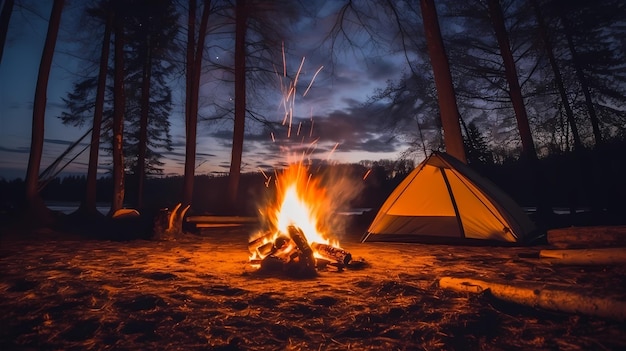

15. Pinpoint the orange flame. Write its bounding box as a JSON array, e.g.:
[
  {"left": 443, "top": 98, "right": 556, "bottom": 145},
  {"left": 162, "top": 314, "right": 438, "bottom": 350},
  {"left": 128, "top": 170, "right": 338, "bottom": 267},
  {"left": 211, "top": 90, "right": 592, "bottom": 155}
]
[{"left": 251, "top": 162, "right": 338, "bottom": 262}]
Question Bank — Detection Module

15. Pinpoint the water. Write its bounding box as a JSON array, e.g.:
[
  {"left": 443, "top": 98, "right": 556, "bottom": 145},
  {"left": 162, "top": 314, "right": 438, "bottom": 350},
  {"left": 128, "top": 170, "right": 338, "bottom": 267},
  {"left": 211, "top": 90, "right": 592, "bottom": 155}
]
[{"left": 45, "top": 201, "right": 110, "bottom": 215}]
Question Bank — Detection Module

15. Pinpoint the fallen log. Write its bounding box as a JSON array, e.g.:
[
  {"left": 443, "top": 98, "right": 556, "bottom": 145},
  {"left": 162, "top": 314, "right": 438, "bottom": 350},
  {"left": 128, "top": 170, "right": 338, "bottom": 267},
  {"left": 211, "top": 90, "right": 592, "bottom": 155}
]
[
  {"left": 438, "top": 276, "right": 626, "bottom": 321},
  {"left": 539, "top": 248, "right": 626, "bottom": 265},
  {"left": 547, "top": 226, "right": 626, "bottom": 249}
]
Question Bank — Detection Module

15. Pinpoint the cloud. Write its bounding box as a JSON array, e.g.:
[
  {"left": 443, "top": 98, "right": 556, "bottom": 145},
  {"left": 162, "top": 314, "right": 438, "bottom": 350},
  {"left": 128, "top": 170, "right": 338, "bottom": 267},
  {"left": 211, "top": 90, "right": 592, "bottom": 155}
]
[{"left": 0, "top": 145, "right": 30, "bottom": 153}]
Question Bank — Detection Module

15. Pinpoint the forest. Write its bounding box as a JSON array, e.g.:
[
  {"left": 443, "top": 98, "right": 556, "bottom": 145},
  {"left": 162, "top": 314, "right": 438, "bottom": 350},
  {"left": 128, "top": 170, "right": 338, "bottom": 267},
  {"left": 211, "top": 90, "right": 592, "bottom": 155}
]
[{"left": 0, "top": 0, "right": 624, "bottom": 229}]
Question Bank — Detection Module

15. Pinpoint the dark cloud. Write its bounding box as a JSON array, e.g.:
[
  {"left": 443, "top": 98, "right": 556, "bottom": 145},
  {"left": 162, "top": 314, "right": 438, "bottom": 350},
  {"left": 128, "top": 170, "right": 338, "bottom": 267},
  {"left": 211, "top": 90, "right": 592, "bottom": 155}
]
[
  {"left": 0, "top": 145, "right": 30, "bottom": 153},
  {"left": 44, "top": 138, "right": 84, "bottom": 146}
]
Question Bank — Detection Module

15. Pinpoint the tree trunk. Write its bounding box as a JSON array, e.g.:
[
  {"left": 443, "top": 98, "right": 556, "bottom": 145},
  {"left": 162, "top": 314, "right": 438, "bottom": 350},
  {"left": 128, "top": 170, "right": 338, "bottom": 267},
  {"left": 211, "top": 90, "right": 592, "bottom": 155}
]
[
  {"left": 560, "top": 13, "right": 603, "bottom": 147},
  {"left": 137, "top": 40, "right": 152, "bottom": 209},
  {"left": 530, "top": 0, "right": 582, "bottom": 151},
  {"left": 227, "top": 0, "right": 247, "bottom": 213},
  {"left": 110, "top": 7, "right": 126, "bottom": 215},
  {"left": 182, "top": 0, "right": 196, "bottom": 207},
  {"left": 419, "top": 0, "right": 466, "bottom": 164},
  {"left": 24, "top": 0, "right": 64, "bottom": 226},
  {"left": 81, "top": 10, "right": 112, "bottom": 216},
  {"left": 531, "top": 0, "right": 588, "bottom": 217},
  {"left": 486, "top": 0, "right": 551, "bottom": 219},
  {"left": 183, "top": 0, "right": 210, "bottom": 208},
  {"left": 486, "top": 0, "right": 537, "bottom": 160},
  {"left": 0, "top": 0, "right": 14, "bottom": 65}
]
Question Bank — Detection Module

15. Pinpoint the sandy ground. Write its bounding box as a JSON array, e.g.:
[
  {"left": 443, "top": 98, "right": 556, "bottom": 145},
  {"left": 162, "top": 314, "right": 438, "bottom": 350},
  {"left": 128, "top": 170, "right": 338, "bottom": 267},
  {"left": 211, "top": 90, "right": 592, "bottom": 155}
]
[{"left": 1, "top": 223, "right": 625, "bottom": 350}]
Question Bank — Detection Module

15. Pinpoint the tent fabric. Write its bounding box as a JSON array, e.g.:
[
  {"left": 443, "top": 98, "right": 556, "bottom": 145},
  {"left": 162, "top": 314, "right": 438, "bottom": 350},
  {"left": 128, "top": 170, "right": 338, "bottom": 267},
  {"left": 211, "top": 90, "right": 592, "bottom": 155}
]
[{"left": 362, "top": 152, "right": 538, "bottom": 244}]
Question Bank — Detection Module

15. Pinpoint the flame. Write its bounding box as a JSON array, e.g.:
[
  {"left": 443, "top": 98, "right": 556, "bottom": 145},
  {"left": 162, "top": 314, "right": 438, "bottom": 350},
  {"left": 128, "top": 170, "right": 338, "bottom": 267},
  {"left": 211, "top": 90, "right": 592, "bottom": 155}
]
[
  {"left": 273, "top": 163, "right": 336, "bottom": 245},
  {"left": 250, "top": 162, "right": 338, "bottom": 264}
]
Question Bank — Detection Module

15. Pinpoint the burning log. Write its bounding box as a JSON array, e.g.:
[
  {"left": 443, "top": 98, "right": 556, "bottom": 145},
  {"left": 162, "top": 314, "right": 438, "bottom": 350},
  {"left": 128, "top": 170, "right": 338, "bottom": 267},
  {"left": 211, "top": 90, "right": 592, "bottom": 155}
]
[
  {"left": 287, "top": 225, "right": 316, "bottom": 276},
  {"left": 248, "top": 226, "right": 359, "bottom": 276},
  {"left": 248, "top": 231, "right": 275, "bottom": 255},
  {"left": 311, "top": 242, "right": 352, "bottom": 266}
]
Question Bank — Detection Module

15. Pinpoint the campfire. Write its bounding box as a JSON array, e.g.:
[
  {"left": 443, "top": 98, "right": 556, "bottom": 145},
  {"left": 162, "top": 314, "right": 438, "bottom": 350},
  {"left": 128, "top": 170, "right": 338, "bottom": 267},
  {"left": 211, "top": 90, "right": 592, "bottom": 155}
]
[{"left": 248, "top": 163, "right": 355, "bottom": 276}]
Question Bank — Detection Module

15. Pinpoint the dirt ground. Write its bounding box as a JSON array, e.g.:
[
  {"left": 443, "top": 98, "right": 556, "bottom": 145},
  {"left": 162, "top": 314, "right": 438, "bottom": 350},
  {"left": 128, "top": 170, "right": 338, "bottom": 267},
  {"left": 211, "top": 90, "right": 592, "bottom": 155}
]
[{"left": 1, "top": 221, "right": 625, "bottom": 351}]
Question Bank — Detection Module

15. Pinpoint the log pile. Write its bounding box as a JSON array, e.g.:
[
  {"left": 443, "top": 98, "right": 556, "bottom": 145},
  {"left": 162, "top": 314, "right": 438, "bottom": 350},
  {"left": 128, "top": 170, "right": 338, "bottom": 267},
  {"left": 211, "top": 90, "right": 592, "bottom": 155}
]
[{"left": 248, "top": 225, "right": 355, "bottom": 277}]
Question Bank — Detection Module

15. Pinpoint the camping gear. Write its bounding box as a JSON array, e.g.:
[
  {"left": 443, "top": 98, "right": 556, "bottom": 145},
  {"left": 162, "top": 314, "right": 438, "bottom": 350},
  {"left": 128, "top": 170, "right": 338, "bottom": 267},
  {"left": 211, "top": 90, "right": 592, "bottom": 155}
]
[{"left": 362, "top": 152, "right": 538, "bottom": 244}]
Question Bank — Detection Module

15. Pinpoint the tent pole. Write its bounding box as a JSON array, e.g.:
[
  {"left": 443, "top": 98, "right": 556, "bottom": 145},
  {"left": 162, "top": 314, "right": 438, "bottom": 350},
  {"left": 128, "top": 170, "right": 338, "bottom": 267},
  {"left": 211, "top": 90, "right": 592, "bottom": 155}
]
[{"left": 440, "top": 167, "right": 465, "bottom": 238}]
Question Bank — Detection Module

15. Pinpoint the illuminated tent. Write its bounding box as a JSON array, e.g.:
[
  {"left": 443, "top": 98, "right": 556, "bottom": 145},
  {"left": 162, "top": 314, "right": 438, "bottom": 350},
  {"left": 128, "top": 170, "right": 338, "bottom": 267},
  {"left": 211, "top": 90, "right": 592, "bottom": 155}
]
[{"left": 362, "top": 152, "right": 538, "bottom": 244}]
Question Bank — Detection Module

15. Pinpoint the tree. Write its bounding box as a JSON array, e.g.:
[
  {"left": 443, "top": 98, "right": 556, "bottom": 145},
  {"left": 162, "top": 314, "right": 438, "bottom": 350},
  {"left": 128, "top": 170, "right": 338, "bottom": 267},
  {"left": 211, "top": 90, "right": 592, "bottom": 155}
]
[
  {"left": 227, "top": 0, "right": 247, "bottom": 211},
  {"left": 463, "top": 121, "right": 494, "bottom": 165},
  {"left": 419, "top": 0, "right": 466, "bottom": 163},
  {"left": 81, "top": 5, "right": 112, "bottom": 216},
  {"left": 530, "top": 0, "right": 582, "bottom": 151},
  {"left": 0, "top": 0, "right": 14, "bottom": 64},
  {"left": 486, "top": 0, "right": 537, "bottom": 161},
  {"left": 122, "top": 0, "right": 179, "bottom": 209},
  {"left": 182, "top": 0, "right": 211, "bottom": 208},
  {"left": 110, "top": 0, "right": 126, "bottom": 214},
  {"left": 24, "top": 0, "right": 64, "bottom": 225}
]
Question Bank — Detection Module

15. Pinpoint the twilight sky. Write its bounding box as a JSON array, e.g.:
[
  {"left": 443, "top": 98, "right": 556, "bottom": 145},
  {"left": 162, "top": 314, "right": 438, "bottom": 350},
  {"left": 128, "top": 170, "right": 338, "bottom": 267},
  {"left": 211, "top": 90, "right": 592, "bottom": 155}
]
[{"left": 0, "top": 1, "right": 413, "bottom": 181}]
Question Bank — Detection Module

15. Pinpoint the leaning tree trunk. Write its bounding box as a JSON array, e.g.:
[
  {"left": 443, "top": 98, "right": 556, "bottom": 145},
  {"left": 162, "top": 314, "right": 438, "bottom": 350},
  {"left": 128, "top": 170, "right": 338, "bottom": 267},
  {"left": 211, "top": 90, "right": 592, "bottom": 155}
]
[
  {"left": 80, "top": 10, "right": 112, "bottom": 216},
  {"left": 0, "top": 0, "right": 14, "bottom": 65},
  {"left": 419, "top": 0, "right": 466, "bottom": 164},
  {"left": 110, "top": 8, "right": 126, "bottom": 215},
  {"left": 227, "top": 0, "right": 247, "bottom": 213},
  {"left": 560, "top": 13, "right": 603, "bottom": 148},
  {"left": 531, "top": 0, "right": 588, "bottom": 217},
  {"left": 486, "top": 0, "right": 537, "bottom": 159},
  {"left": 531, "top": 0, "right": 582, "bottom": 151},
  {"left": 486, "top": 0, "right": 551, "bottom": 218},
  {"left": 24, "top": 0, "right": 64, "bottom": 226}
]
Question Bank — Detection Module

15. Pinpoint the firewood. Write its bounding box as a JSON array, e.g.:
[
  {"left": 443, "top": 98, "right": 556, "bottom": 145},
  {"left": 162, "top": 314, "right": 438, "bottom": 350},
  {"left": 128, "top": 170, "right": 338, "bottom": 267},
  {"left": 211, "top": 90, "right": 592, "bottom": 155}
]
[
  {"left": 311, "top": 242, "right": 352, "bottom": 265},
  {"left": 438, "top": 276, "right": 626, "bottom": 321}
]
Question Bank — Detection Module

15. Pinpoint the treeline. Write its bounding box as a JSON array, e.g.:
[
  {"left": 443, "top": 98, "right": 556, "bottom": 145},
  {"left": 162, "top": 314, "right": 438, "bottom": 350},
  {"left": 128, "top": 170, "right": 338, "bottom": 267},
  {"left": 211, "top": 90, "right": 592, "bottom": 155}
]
[{"left": 2, "top": 141, "right": 624, "bottom": 224}]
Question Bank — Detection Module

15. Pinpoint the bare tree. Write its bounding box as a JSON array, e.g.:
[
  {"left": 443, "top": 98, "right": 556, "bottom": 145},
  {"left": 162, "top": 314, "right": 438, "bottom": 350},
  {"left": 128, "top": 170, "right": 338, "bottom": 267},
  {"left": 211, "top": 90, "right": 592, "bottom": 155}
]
[
  {"left": 182, "top": 0, "right": 211, "bottom": 208},
  {"left": 24, "top": 0, "right": 64, "bottom": 226},
  {"left": 79, "top": 6, "right": 112, "bottom": 216},
  {"left": 419, "top": 0, "right": 466, "bottom": 163},
  {"left": 530, "top": 0, "right": 581, "bottom": 151},
  {"left": 0, "top": 0, "right": 14, "bottom": 64},
  {"left": 227, "top": 0, "right": 247, "bottom": 211},
  {"left": 486, "top": 0, "right": 537, "bottom": 161},
  {"left": 110, "top": 0, "right": 126, "bottom": 215}
]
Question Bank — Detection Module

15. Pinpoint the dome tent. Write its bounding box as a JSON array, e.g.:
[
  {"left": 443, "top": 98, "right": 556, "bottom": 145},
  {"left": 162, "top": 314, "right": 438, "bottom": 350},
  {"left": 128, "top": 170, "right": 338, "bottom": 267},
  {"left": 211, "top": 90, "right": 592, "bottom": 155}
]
[{"left": 362, "top": 152, "right": 539, "bottom": 244}]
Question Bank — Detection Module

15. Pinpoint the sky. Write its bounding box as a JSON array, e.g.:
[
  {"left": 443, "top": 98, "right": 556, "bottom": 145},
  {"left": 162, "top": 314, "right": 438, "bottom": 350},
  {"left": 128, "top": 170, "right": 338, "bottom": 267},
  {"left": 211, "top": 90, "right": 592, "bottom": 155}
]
[{"left": 0, "top": 1, "right": 412, "bottom": 181}]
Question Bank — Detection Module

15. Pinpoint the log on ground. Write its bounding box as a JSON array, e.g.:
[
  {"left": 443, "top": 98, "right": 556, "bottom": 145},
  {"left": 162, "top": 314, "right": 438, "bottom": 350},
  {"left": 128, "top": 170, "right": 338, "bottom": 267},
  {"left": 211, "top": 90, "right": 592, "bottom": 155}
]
[
  {"left": 438, "top": 276, "right": 626, "bottom": 321},
  {"left": 539, "top": 247, "right": 626, "bottom": 265},
  {"left": 547, "top": 226, "right": 626, "bottom": 249}
]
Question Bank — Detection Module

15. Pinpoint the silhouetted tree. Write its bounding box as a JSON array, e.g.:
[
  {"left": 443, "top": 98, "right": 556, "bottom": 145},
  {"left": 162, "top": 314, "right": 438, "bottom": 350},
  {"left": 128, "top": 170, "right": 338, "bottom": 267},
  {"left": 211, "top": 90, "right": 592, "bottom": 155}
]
[
  {"left": 123, "top": 0, "right": 178, "bottom": 209},
  {"left": 24, "top": 0, "right": 64, "bottom": 226},
  {"left": 0, "top": 0, "right": 14, "bottom": 65},
  {"left": 419, "top": 0, "right": 466, "bottom": 163},
  {"left": 110, "top": 0, "right": 126, "bottom": 214},
  {"left": 227, "top": 0, "right": 247, "bottom": 211},
  {"left": 183, "top": 0, "right": 211, "bottom": 209}
]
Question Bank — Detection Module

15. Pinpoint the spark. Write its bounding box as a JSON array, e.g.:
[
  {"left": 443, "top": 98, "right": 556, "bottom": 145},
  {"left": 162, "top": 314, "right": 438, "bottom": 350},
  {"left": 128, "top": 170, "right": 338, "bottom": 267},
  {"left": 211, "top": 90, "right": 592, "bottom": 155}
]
[
  {"left": 327, "top": 143, "right": 339, "bottom": 160},
  {"left": 303, "top": 66, "right": 324, "bottom": 97},
  {"left": 363, "top": 169, "right": 372, "bottom": 180}
]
